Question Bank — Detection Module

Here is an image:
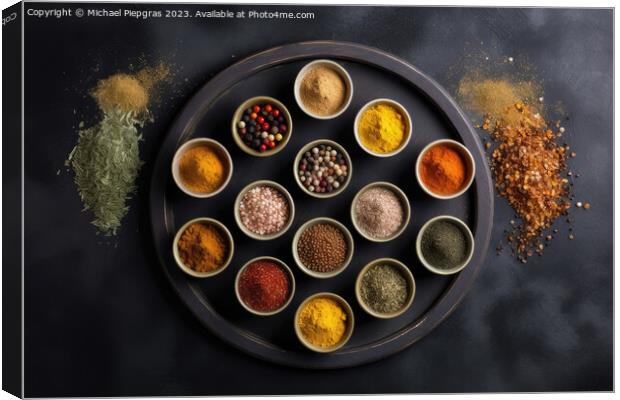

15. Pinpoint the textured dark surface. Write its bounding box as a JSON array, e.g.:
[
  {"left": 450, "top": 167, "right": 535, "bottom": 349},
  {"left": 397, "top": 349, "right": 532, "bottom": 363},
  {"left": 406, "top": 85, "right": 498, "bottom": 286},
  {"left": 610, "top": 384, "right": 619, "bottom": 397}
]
[{"left": 23, "top": 4, "right": 613, "bottom": 395}]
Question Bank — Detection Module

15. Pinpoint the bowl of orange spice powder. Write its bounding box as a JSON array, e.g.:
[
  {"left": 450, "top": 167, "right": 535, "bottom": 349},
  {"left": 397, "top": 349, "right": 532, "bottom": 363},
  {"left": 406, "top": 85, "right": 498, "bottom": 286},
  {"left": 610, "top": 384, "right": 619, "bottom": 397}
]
[
  {"left": 416, "top": 139, "right": 476, "bottom": 199},
  {"left": 172, "top": 217, "right": 234, "bottom": 278},
  {"left": 171, "top": 138, "right": 233, "bottom": 198}
]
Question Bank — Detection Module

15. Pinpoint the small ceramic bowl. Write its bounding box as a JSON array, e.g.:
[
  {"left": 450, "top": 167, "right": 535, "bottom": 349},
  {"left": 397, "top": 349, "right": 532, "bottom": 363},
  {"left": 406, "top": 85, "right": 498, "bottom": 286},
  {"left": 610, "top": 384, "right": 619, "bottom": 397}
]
[
  {"left": 415, "top": 215, "right": 475, "bottom": 275},
  {"left": 231, "top": 96, "right": 293, "bottom": 157},
  {"left": 171, "top": 138, "right": 233, "bottom": 198},
  {"left": 294, "top": 292, "right": 354, "bottom": 353},
  {"left": 293, "top": 59, "right": 354, "bottom": 120},
  {"left": 293, "top": 139, "right": 353, "bottom": 199},
  {"left": 350, "top": 181, "right": 411, "bottom": 242},
  {"left": 234, "top": 180, "right": 295, "bottom": 241},
  {"left": 415, "top": 139, "right": 476, "bottom": 200},
  {"left": 355, "top": 258, "right": 416, "bottom": 319},
  {"left": 354, "top": 98, "right": 412, "bottom": 157},
  {"left": 172, "top": 218, "right": 234, "bottom": 278},
  {"left": 292, "top": 217, "right": 354, "bottom": 279},
  {"left": 234, "top": 256, "right": 296, "bottom": 316}
]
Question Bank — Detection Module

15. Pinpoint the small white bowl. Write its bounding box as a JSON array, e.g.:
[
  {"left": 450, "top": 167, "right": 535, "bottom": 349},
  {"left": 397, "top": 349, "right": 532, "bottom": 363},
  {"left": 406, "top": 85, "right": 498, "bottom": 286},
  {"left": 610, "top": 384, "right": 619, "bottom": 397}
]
[
  {"left": 292, "top": 217, "right": 354, "bottom": 279},
  {"left": 350, "top": 181, "right": 411, "bottom": 242},
  {"left": 415, "top": 215, "right": 475, "bottom": 275},
  {"left": 415, "top": 139, "right": 476, "bottom": 200},
  {"left": 231, "top": 96, "right": 293, "bottom": 157},
  {"left": 354, "top": 98, "right": 412, "bottom": 157},
  {"left": 171, "top": 138, "right": 233, "bottom": 198},
  {"left": 355, "top": 258, "right": 416, "bottom": 319},
  {"left": 234, "top": 180, "right": 295, "bottom": 241},
  {"left": 234, "top": 256, "right": 296, "bottom": 316},
  {"left": 293, "top": 139, "right": 353, "bottom": 199},
  {"left": 294, "top": 292, "right": 354, "bottom": 353},
  {"left": 294, "top": 59, "right": 354, "bottom": 120},
  {"left": 172, "top": 218, "right": 234, "bottom": 278}
]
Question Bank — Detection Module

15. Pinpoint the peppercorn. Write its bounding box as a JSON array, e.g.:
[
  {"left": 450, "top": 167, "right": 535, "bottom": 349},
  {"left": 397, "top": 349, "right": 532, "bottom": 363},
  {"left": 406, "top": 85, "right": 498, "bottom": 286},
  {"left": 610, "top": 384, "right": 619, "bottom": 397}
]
[
  {"left": 252, "top": 105, "right": 260, "bottom": 113},
  {"left": 237, "top": 101, "right": 288, "bottom": 152}
]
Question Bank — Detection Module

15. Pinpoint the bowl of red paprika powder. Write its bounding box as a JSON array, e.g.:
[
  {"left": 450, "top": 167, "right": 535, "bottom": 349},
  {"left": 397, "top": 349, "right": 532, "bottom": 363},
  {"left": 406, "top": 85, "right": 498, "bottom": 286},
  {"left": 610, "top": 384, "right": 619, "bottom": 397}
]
[
  {"left": 415, "top": 139, "right": 476, "bottom": 200},
  {"left": 235, "top": 256, "right": 296, "bottom": 316}
]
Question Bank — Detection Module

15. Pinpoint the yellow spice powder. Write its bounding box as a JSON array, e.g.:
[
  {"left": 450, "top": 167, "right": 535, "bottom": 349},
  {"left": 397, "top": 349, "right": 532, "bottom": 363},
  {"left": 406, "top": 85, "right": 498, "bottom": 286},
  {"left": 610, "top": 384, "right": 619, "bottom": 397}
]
[
  {"left": 358, "top": 104, "right": 406, "bottom": 153},
  {"left": 298, "top": 297, "right": 347, "bottom": 348},
  {"left": 179, "top": 146, "right": 226, "bottom": 193}
]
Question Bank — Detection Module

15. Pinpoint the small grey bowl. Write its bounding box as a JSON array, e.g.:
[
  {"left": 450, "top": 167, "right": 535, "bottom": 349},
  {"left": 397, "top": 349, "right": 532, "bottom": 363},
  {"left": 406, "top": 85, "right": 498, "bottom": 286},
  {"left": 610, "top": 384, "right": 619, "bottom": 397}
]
[
  {"left": 171, "top": 138, "right": 233, "bottom": 198},
  {"left": 234, "top": 180, "right": 295, "bottom": 241},
  {"left": 354, "top": 98, "right": 412, "bottom": 158},
  {"left": 415, "top": 139, "right": 476, "bottom": 200},
  {"left": 355, "top": 258, "right": 416, "bottom": 319},
  {"left": 293, "top": 139, "right": 353, "bottom": 199},
  {"left": 231, "top": 96, "right": 292, "bottom": 157},
  {"left": 292, "top": 217, "right": 354, "bottom": 279},
  {"left": 350, "top": 181, "right": 411, "bottom": 242},
  {"left": 293, "top": 59, "right": 354, "bottom": 120},
  {"left": 172, "top": 217, "right": 234, "bottom": 278},
  {"left": 294, "top": 292, "right": 354, "bottom": 353},
  {"left": 234, "top": 256, "right": 296, "bottom": 316},
  {"left": 415, "top": 215, "right": 475, "bottom": 275}
]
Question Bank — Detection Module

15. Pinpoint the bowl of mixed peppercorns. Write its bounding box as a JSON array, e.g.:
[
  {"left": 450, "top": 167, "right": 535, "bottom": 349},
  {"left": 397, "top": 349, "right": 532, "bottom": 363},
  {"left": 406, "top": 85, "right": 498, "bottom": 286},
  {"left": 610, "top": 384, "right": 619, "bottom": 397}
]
[
  {"left": 231, "top": 96, "right": 292, "bottom": 157},
  {"left": 293, "top": 139, "right": 352, "bottom": 198}
]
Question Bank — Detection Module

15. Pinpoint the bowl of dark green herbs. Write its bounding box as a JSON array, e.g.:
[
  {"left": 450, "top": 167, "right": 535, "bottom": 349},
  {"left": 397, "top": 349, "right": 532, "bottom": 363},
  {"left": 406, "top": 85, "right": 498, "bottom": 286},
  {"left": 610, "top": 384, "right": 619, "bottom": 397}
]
[
  {"left": 355, "top": 258, "right": 415, "bottom": 319},
  {"left": 416, "top": 215, "right": 475, "bottom": 275}
]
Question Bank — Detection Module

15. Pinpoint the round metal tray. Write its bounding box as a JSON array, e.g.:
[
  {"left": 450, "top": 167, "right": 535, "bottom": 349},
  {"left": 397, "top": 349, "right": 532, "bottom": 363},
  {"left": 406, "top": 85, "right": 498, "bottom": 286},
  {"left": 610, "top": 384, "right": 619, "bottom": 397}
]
[{"left": 150, "top": 41, "right": 493, "bottom": 369}]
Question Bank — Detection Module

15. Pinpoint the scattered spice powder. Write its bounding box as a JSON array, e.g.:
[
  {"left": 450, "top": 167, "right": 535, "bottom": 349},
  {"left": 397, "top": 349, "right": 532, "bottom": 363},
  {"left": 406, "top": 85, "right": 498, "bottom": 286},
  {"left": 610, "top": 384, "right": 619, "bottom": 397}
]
[
  {"left": 178, "top": 145, "right": 227, "bottom": 194},
  {"left": 297, "top": 297, "right": 347, "bottom": 348},
  {"left": 457, "top": 72, "right": 582, "bottom": 261},
  {"left": 419, "top": 143, "right": 468, "bottom": 195},
  {"left": 297, "top": 222, "right": 347, "bottom": 273},
  {"left": 237, "top": 260, "right": 291, "bottom": 312},
  {"left": 354, "top": 187, "right": 404, "bottom": 239},
  {"left": 177, "top": 222, "right": 229, "bottom": 273},
  {"left": 299, "top": 66, "right": 346, "bottom": 116}
]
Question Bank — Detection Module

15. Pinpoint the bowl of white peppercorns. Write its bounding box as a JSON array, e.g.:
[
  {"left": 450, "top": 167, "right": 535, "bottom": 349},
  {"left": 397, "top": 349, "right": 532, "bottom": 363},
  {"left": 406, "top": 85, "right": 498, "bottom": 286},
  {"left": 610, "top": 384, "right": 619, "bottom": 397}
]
[
  {"left": 234, "top": 180, "right": 295, "bottom": 241},
  {"left": 293, "top": 139, "right": 352, "bottom": 199}
]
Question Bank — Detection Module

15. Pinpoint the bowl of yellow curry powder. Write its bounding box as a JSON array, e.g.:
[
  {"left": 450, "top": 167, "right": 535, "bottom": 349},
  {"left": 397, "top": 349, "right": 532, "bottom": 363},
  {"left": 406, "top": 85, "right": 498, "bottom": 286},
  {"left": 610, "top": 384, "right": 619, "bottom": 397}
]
[
  {"left": 354, "top": 98, "right": 412, "bottom": 157},
  {"left": 171, "top": 138, "right": 233, "bottom": 198},
  {"left": 172, "top": 218, "right": 235, "bottom": 278},
  {"left": 294, "top": 292, "right": 354, "bottom": 353}
]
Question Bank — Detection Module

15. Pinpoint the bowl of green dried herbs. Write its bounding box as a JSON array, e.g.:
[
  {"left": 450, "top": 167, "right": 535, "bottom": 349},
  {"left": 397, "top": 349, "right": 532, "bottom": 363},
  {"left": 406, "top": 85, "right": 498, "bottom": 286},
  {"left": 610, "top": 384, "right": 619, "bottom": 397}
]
[
  {"left": 416, "top": 215, "right": 475, "bottom": 275},
  {"left": 355, "top": 258, "right": 415, "bottom": 319}
]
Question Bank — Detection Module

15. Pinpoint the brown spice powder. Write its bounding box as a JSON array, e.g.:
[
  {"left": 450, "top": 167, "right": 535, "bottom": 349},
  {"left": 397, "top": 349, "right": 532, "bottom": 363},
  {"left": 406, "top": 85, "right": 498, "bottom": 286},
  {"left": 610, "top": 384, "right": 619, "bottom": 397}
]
[{"left": 299, "top": 66, "right": 346, "bottom": 116}]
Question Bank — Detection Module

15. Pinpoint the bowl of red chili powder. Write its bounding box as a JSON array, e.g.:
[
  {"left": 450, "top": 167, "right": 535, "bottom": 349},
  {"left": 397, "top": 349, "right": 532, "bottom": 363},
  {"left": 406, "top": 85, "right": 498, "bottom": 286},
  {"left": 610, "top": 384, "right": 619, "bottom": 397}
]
[
  {"left": 235, "top": 257, "right": 295, "bottom": 316},
  {"left": 415, "top": 139, "right": 476, "bottom": 199}
]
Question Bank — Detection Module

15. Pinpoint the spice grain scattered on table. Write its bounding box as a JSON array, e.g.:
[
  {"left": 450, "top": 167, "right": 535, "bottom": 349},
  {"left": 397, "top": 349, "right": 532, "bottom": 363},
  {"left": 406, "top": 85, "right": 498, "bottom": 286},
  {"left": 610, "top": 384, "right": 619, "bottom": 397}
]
[{"left": 297, "top": 223, "right": 347, "bottom": 273}]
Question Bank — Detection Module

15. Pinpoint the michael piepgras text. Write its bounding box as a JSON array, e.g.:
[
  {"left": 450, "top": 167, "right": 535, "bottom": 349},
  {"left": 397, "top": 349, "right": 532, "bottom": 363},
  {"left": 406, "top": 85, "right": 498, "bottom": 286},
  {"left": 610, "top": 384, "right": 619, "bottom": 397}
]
[{"left": 26, "top": 7, "right": 315, "bottom": 20}]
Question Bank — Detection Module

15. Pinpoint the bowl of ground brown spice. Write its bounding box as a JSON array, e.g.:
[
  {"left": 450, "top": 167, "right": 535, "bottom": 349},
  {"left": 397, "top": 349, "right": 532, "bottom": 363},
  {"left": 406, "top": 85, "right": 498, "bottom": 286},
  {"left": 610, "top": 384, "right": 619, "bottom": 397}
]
[
  {"left": 415, "top": 139, "right": 475, "bottom": 199},
  {"left": 173, "top": 218, "right": 234, "bottom": 278},
  {"left": 171, "top": 138, "right": 233, "bottom": 198},
  {"left": 294, "top": 59, "right": 353, "bottom": 120}
]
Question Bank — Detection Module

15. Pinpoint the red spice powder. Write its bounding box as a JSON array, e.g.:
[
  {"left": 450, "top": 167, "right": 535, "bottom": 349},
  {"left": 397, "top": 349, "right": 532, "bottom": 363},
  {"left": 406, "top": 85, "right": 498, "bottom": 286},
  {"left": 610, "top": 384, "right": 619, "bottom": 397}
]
[{"left": 238, "top": 260, "right": 290, "bottom": 312}]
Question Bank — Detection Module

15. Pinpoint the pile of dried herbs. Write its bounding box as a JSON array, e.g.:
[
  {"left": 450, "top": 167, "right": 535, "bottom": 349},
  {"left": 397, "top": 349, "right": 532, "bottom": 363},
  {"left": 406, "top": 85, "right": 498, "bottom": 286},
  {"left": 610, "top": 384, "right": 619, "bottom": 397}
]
[{"left": 67, "top": 111, "right": 143, "bottom": 235}]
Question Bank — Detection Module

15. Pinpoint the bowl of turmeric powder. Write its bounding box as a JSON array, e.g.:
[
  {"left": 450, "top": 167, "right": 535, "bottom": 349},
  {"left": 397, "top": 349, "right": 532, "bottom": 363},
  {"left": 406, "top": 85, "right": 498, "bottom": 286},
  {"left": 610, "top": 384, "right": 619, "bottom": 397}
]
[
  {"left": 354, "top": 98, "right": 412, "bottom": 157},
  {"left": 171, "top": 138, "right": 233, "bottom": 198},
  {"left": 172, "top": 217, "right": 235, "bottom": 278},
  {"left": 294, "top": 292, "right": 354, "bottom": 353},
  {"left": 415, "top": 139, "right": 476, "bottom": 200}
]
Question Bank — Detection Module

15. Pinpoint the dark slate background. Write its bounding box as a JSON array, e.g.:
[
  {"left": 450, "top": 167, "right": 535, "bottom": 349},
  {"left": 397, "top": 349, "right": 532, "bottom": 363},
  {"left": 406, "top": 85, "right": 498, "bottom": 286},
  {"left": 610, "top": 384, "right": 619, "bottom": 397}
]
[{"left": 22, "top": 4, "right": 613, "bottom": 396}]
